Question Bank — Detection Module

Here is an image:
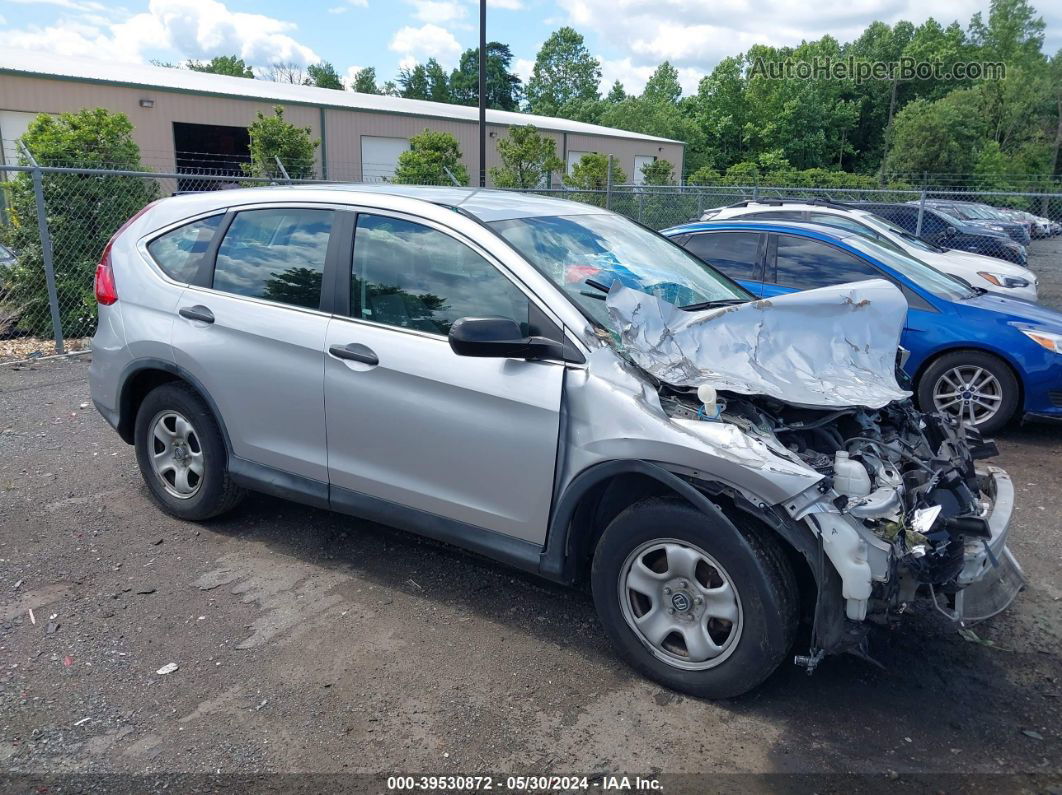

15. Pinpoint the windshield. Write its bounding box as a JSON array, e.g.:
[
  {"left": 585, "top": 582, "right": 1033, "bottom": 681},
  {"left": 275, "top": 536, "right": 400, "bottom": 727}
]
[
  {"left": 489, "top": 213, "right": 751, "bottom": 326},
  {"left": 845, "top": 235, "right": 976, "bottom": 301}
]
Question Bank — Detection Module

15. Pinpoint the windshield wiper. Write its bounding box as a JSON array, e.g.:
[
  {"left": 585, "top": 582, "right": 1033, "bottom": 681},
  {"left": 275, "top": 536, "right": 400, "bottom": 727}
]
[{"left": 678, "top": 298, "right": 747, "bottom": 311}]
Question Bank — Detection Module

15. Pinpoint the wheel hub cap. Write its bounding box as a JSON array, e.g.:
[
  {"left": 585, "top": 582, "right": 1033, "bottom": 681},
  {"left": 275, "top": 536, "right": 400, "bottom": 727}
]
[
  {"left": 618, "top": 539, "right": 743, "bottom": 671},
  {"left": 148, "top": 410, "right": 204, "bottom": 499}
]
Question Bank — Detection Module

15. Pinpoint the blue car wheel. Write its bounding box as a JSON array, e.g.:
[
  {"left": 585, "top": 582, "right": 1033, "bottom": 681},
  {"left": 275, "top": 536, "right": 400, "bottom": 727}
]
[{"left": 916, "top": 350, "right": 1020, "bottom": 435}]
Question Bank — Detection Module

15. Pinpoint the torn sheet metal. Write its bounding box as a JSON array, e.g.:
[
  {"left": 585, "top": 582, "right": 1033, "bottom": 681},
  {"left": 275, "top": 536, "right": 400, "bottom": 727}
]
[{"left": 605, "top": 279, "right": 912, "bottom": 409}]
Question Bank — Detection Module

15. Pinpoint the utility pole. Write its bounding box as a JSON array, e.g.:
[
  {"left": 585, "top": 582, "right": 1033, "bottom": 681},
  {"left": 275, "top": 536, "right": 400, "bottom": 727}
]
[{"left": 478, "top": 0, "right": 487, "bottom": 187}]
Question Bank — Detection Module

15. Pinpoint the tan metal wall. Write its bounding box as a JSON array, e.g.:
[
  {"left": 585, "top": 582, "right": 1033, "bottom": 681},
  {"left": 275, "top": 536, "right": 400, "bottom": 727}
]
[{"left": 0, "top": 73, "right": 685, "bottom": 185}]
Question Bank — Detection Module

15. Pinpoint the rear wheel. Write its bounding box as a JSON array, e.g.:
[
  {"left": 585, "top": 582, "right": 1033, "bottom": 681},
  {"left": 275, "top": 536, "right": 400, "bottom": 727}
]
[
  {"left": 917, "top": 350, "right": 1019, "bottom": 435},
  {"left": 591, "top": 498, "right": 797, "bottom": 699},
  {"left": 134, "top": 382, "right": 244, "bottom": 520}
]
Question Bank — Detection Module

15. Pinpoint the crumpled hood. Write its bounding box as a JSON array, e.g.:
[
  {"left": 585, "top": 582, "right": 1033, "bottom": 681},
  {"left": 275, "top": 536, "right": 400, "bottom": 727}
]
[{"left": 605, "top": 279, "right": 912, "bottom": 409}]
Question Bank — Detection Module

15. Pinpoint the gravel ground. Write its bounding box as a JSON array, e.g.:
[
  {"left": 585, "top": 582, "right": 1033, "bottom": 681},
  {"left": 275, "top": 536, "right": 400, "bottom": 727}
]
[{"left": 1, "top": 357, "right": 1061, "bottom": 789}]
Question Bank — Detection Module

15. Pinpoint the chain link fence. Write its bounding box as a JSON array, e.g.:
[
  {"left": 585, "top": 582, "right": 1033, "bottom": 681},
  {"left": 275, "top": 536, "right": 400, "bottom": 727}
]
[{"left": 2, "top": 161, "right": 1061, "bottom": 362}]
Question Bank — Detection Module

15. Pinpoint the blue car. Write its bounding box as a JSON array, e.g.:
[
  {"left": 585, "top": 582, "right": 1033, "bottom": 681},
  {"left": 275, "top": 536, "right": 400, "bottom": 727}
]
[{"left": 661, "top": 220, "right": 1062, "bottom": 434}]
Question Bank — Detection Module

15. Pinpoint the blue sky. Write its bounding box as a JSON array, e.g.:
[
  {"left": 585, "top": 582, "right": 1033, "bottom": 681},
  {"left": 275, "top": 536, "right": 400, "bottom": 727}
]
[{"left": 2, "top": 0, "right": 1059, "bottom": 96}]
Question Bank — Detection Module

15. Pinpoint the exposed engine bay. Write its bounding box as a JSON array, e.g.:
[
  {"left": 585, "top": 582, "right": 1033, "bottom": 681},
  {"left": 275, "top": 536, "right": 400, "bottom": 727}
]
[
  {"left": 656, "top": 383, "right": 1026, "bottom": 664},
  {"left": 595, "top": 278, "right": 1026, "bottom": 669}
]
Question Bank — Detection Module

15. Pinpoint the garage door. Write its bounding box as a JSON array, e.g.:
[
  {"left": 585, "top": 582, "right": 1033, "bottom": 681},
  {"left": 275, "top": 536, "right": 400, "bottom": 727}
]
[
  {"left": 0, "top": 110, "right": 46, "bottom": 171},
  {"left": 361, "top": 136, "right": 410, "bottom": 182},
  {"left": 633, "top": 155, "right": 656, "bottom": 186}
]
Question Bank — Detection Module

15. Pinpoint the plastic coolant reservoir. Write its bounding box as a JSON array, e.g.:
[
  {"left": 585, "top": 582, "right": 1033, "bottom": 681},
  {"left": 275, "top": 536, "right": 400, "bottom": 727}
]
[
  {"left": 696, "top": 385, "right": 720, "bottom": 420},
  {"left": 833, "top": 451, "right": 872, "bottom": 497}
]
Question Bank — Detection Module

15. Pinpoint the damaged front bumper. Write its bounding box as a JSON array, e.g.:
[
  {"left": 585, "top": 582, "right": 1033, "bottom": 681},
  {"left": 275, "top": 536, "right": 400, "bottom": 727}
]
[{"left": 953, "top": 466, "right": 1026, "bottom": 623}]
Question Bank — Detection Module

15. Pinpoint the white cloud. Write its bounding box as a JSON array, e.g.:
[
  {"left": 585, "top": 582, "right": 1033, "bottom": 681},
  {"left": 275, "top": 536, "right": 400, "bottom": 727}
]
[
  {"left": 328, "top": 0, "right": 368, "bottom": 9},
  {"left": 410, "top": 0, "right": 466, "bottom": 24},
  {"left": 555, "top": 0, "right": 1026, "bottom": 80},
  {"left": 343, "top": 64, "right": 367, "bottom": 88},
  {"left": 389, "top": 23, "right": 463, "bottom": 68},
  {"left": 513, "top": 57, "right": 535, "bottom": 84},
  {"left": 486, "top": 0, "right": 523, "bottom": 9},
  {"left": 598, "top": 56, "right": 703, "bottom": 96},
  {"left": 2, "top": 0, "right": 320, "bottom": 67}
]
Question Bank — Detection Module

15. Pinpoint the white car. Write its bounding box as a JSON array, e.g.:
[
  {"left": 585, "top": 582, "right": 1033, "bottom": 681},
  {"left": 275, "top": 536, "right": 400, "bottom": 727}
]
[{"left": 701, "top": 201, "right": 1039, "bottom": 302}]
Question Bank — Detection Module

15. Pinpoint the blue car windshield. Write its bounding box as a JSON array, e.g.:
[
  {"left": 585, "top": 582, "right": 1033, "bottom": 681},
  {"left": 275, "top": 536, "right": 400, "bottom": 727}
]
[
  {"left": 489, "top": 213, "right": 751, "bottom": 326},
  {"left": 845, "top": 236, "right": 977, "bottom": 301}
]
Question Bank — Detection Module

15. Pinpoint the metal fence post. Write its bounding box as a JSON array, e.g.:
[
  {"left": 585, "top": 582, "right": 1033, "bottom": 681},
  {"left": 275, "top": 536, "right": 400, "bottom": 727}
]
[
  {"left": 274, "top": 156, "right": 292, "bottom": 184},
  {"left": 19, "top": 142, "right": 65, "bottom": 355},
  {"left": 605, "top": 154, "right": 613, "bottom": 210},
  {"left": 915, "top": 174, "right": 927, "bottom": 238}
]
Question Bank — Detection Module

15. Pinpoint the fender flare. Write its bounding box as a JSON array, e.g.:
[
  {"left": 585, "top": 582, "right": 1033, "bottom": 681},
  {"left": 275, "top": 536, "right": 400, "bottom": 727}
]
[
  {"left": 538, "top": 459, "right": 747, "bottom": 582},
  {"left": 116, "top": 357, "right": 233, "bottom": 454}
]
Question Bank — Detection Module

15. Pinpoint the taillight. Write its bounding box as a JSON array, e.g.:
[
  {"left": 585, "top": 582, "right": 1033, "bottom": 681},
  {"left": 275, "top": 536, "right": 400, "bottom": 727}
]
[
  {"left": 94, "top": 261, "right": 118, "bottom": 305},
  {"left": 93, "top": 200, "right": 162, "bottom": 306}
]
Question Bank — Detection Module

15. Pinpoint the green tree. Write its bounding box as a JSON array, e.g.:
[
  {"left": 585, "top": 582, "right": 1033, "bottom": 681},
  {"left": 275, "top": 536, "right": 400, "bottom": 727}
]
[
  {"left": 398, "top": 63, "right": 431, "bottom": 99},
  {"left": 642, "top": 62, "right": 682, "bottom": 104},
  {"left": 686, "top": 165, "right": 721, "bottom": 185},
  {"left": 563, "top": 152, "right": 626, "bottom": 189},
  {"left": 449, "top": 43, "right": 522, "bottom": 111},
  {"left": 883, "top": 91, "right": 986, "bottom": 179},
  {"left": 350, "top": 67, "right": 381, "bottom": 94},
  {"left": 305, "top": 62, "right": 344, "bottom": 89},
  {"left": 186, "top": 55, "right": 254, "bottom": 77},
  {"left": 488, "top": 125, "right": 563, "bottom": 188},
  {"left": 605, "top": 80, "right": 626, "bottom": 103},
  {"left": 393, "top": 129, "right": 469, "bottom": 185},
  {"left": 640, "top": 158, "right": 675, "bottom": 185},
  {"left": 525, "top": 27, "right": 601, "bottom": 116},
  {"left": 0, "top": 109, "right": 159, "bottom": 337},
  {"left": 244, "top": 106, "right": 319, "bottom": 180}
]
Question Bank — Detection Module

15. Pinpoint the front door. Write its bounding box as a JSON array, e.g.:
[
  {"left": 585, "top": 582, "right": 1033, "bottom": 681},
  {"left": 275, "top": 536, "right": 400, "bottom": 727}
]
[
  {"left": 323, "top": 212, "right": 564, "bottom": 543},
  {"left": 681, "top": 230, "right": 766, "bottom": 296}
]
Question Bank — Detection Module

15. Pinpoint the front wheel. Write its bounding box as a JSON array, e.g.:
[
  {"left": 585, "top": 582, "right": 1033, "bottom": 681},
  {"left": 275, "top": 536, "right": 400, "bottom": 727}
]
[
  {"left": 591, "top": 498, "right": 798, "bottom": 699},
  {"left": 917, "top": 350, "right": 1019, "bottom": 435}
]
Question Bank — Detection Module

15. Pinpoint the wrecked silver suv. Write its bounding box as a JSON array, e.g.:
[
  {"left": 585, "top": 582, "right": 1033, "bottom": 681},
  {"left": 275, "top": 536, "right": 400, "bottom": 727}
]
[{"left": 90, "top": 186, "right": 1024, "bottom": 698}]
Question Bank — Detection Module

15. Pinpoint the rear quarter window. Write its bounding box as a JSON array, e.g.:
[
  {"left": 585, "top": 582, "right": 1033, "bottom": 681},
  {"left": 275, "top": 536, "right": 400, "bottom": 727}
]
[{"left": 147, "top": 215, "right": 223, "bottom": 282}]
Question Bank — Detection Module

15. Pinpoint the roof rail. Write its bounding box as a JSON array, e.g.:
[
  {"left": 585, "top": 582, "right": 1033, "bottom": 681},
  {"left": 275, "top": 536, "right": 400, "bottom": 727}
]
[{"left": 723, "top": 197, "right": 858, "bottom": 211}]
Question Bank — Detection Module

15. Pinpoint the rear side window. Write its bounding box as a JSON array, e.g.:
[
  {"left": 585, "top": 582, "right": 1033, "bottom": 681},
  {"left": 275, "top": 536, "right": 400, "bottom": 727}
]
[
  {"left": 773, "top": 235, "right": 879, "bottom": 289},
  {"left": 147, "top": 215, "right": 222, "bottom": 282},
  {"left": 213, "top": 208, "right": 334, "bottom": 309},
  {"left": 808, "top": 212, "right": 873, "bottom": 236},
  {"left": 683, "top": 231, "right": 762, "bottom": 281}
]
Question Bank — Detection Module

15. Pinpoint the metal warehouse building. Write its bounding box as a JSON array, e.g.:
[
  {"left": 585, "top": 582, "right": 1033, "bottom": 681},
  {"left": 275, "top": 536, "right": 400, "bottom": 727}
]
[{"left": 0, "top": 51, "right": 684, "bottom": 187}]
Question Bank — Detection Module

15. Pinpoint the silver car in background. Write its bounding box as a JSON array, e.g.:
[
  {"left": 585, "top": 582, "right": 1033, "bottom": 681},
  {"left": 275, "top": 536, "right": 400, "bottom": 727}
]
[{"left": 89, "top": 186, "right": 1025, "bottom": 698}]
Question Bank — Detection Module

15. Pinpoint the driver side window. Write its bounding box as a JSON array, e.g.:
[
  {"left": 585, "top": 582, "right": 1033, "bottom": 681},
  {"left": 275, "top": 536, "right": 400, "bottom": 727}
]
[{"left": 351, "top": 214, "right": 529, "bottom": 336}]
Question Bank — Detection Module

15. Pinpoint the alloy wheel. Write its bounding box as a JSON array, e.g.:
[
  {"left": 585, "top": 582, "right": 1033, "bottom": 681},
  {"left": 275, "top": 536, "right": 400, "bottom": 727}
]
[{"left": 931, "top": 365, "right": 1004, "bottom": 427}]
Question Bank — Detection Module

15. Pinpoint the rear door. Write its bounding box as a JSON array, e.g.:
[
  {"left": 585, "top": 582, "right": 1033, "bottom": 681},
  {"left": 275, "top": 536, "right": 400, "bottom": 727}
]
[
  {"left": 680, "top": 230, "right": 766, "bottom": 296},
  {"left": 171, "top": 205, "right": 341, "bottom": 484},
  {"left": 323, "top": 211, "right": 564, "bottom": 544}
]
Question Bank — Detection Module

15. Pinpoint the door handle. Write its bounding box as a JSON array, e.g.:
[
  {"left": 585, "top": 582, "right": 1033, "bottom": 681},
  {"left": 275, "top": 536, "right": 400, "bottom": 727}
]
[
  {"left": 179, "top": 305, "right": 215, "bottom": 324},
  {"left": 329, "top": 343, "right": 378, "bottom": 366}
]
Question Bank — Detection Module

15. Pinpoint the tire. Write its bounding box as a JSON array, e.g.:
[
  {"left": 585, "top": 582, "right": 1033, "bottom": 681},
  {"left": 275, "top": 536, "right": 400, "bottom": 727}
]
[
  {"left": 916, "top": 350, "right": 1019, "bottom": 436},
  {"left": 591, "top": 497, "right": 798, "bottom": 699},
  {"left": 134, "top": 382, "right": 244, "bottom": 521}
]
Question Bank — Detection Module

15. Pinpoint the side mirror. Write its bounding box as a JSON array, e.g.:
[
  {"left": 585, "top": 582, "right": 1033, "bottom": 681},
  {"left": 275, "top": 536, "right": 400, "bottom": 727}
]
[{"left": 448, "top": 316, "right": 566, "bottom": 360}]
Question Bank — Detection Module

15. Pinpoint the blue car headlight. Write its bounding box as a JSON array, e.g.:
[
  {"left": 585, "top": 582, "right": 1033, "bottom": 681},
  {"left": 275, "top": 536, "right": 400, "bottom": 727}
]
[{"left": 1018, "top": 328, "right": 1062, "bottom": 354}]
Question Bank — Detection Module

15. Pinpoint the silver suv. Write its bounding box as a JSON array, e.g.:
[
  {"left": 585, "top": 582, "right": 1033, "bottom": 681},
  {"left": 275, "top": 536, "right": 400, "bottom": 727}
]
[{"left": 89, "top": 186, "right": 1025, "bottom": 698}]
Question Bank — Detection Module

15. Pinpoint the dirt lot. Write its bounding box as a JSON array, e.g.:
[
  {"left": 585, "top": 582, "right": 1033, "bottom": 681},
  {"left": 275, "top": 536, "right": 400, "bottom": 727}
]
[{"left": 1, "top": 357, "right": 1061, "bottom": 790}]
